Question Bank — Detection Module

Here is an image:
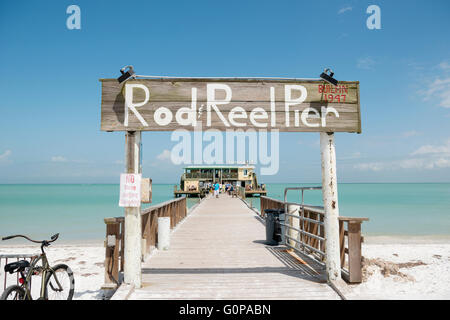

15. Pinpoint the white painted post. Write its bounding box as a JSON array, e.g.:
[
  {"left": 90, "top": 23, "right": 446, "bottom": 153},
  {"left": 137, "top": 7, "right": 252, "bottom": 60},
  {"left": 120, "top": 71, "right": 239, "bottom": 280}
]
[
  {"left": 123, "top": 131, "right": 142, "bottom": 288},
  {"left": 157, "top": 217, "right": 171, "bottom": 250},
  {"left": 320, "top": 132, "right": 341, "bottom": 282}
]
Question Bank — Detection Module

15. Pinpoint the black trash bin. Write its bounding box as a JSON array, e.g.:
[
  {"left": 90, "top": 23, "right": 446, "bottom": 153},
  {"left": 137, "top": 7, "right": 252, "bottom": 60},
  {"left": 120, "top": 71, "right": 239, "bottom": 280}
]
[{"left": 264, "top": 208, "right": 285, "bottom": 245}]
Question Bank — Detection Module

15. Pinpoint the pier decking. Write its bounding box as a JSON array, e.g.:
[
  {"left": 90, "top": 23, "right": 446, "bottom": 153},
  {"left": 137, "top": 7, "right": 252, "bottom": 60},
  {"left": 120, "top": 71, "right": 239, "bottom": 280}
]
[{"left": 126, "top": 196, "right": 340, "bottom": 300}]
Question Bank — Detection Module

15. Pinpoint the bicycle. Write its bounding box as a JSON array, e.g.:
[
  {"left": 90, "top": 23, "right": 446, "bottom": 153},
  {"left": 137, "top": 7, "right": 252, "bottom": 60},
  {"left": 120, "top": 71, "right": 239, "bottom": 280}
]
[{"left": 0, "top": 233, "right": 75, "bottom": 300}]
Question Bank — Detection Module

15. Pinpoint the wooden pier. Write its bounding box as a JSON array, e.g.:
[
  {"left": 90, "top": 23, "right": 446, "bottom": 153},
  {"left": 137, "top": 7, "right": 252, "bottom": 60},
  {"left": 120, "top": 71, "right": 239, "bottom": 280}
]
[{"left": 113, "top": 195, "right": 341, "bottom": 300}]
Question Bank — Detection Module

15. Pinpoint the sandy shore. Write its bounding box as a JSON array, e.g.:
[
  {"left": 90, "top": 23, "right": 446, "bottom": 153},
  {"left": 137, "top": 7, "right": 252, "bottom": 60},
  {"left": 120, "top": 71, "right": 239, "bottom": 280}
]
[
  {"left": 344, "top": 237, "right": 450, "bottom": 300},
  {"left": 1, "top": 237, "right": 449, "bottom": 300},
  {"left": 0, "top": 241, "right": 105, "bottom": 300}
]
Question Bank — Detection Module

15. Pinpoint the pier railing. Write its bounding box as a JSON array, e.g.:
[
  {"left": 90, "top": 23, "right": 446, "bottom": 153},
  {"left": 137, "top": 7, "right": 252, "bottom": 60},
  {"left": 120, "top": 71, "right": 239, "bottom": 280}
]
[
  {"left": 141, "top": 197, "right": 187, "bottom": 257},
  {"left": 260, "top": 196, "right": 368, "bottom": 283},
  {"left": 102, "top": 197, "right": 187, "bottom": 289}
]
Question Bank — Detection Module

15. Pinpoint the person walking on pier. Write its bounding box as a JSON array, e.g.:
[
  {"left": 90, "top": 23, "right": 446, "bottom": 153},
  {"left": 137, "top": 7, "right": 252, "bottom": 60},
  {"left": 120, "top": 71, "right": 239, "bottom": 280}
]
[{"left": 214, "top": 182, "right": 220, "bottom": 198}]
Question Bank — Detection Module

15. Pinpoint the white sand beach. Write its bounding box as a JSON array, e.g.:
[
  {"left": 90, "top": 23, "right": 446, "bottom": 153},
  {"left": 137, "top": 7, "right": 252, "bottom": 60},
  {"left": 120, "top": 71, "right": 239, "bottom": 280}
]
[
  {"left": 0, "top": 242, "right": 105, "bottom": 300},
  {"left": 1, "top": 237, "right": 449, "bottom": 300},
  {"left": 345, "top": 237, "right": 450, "bottom": 300}
]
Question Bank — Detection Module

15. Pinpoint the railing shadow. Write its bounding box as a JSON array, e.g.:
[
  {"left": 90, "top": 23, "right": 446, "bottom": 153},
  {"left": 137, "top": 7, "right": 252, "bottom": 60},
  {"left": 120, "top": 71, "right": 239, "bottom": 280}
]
[{"left": 265, "top": 246, "right": 327, "bottom": 283}]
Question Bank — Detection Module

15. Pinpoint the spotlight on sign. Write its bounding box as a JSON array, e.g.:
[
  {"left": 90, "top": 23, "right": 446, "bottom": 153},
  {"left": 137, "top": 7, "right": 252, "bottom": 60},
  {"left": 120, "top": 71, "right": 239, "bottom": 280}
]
[
  {"left": 320, "top": 68, "right": 338, "bottom": 86},
  {"left": 117, "top": 65, "right": 136, "bottom": 83}
]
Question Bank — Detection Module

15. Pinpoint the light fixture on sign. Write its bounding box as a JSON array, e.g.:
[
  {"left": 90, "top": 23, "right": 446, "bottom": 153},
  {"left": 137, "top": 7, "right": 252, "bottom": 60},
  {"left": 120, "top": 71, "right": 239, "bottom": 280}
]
[
  {"left": 117, "top": 65, "right": 136, "bottom": 83},
  {"left": 320, "top": 68, "right": 338, "bottom": 86}
]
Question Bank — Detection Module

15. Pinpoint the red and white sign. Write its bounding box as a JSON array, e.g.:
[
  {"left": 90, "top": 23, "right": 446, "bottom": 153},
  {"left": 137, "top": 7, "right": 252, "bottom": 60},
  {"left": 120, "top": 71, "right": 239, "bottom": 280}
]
[{"left": 119, "top": 173, "right": 142, "bottom": 207}]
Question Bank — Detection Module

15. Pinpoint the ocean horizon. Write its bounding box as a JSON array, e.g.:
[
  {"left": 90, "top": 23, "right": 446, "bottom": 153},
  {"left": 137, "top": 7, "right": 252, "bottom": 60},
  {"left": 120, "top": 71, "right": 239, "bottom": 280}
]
[{"left": 0, "top": 183, "right": 449, "bottom": 242}]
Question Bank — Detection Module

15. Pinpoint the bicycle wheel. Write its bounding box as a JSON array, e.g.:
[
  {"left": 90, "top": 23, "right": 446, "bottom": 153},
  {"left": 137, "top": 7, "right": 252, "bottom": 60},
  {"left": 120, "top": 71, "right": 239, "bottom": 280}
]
[
  {"left": 44, "top": 264, "right": 75, "bottom": 300},
  {"left": 0, "top": 285, "right": 26, "bottom": 300}
]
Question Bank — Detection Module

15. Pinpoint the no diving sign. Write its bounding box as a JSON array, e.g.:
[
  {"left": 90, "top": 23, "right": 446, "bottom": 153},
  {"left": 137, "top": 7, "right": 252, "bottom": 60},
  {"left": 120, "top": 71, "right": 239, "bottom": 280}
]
[{"left": 119, "top": 173, "right": 142, "bottom": 207}]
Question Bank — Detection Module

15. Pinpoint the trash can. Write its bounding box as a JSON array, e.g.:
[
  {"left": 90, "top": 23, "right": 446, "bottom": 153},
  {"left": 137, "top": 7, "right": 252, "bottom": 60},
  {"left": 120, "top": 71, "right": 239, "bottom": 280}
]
[
  {"left": 274, "top": 209, "right": 286, "bottom": 243},
  {"left": 264, "top": 209, "right": 277, "bottom": 245},
  {"left": 264, "top": 208, "right": 285, "bottom": 245}
]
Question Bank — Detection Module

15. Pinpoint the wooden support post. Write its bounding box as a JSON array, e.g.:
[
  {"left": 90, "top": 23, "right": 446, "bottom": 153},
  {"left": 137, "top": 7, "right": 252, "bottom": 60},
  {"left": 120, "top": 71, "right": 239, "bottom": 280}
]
[
  {"left": 347, "top": 221, "right": 362, "bottom": 283},
  {"left": 320, "top": 132, "right": 341, "bottom": 282},
  {"left": 119, "top": 220, "right": 124, "bottom": 272},
  {"left": 339, "top": 220, "right": 345, "bottom": 268},
  {"left": 123, "top": 131, "right": 142, "bottom": 288}
]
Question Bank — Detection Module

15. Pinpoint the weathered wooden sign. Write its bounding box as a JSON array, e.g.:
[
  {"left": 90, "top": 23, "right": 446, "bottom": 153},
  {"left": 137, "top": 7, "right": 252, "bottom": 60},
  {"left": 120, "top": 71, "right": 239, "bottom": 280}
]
[{"left": 100, "top": 78, "right": 361, "bottom": 133}]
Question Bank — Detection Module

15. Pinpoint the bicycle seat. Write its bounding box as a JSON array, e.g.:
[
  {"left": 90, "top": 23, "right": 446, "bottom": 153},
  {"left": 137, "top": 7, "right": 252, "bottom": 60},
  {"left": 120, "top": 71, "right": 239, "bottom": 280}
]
[{"left": 4, "top": 260, "right": 30, "bottom": 274}]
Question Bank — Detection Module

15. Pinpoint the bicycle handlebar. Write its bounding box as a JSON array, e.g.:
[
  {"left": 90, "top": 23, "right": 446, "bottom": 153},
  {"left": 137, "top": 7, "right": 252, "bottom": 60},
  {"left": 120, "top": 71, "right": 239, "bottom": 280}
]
[{"left": 2, "top": 233, "right": 59, "bottom": 244}]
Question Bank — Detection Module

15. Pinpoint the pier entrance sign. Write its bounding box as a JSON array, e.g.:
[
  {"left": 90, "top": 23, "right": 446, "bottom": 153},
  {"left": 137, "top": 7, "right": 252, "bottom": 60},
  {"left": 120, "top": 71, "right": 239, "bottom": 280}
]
[
  {"left": 100, "top": 76, "right": 362, "bottom": 287},
  {"left": 100, "top": 78, "right": 361, "bottom": 133}
]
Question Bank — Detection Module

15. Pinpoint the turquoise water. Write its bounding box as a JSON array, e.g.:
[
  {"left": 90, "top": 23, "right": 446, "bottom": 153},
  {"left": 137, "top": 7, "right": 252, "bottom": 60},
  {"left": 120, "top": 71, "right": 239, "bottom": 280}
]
[
  {"left": 0, "top": 183, "right": 449, "bottom": 241},
  {"left": 0, "top": 184, "right": 199, "bottom": 242}
]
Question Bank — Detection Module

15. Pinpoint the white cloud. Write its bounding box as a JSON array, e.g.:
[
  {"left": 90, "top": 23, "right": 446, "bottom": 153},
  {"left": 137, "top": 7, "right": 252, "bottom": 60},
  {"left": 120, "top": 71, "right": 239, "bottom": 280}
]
[
  {"left": 411, "top": 139, "right": 450, "bottom": 156},
  {"left": 353, "top": 162, "right": 385, "bottom": 171},
  {"left": 439, "top": 61, "right": 450, "bottom": 71},
  {"left": 435, "top": 158, "right": 450, "bottom": 168},
  {"left": 51, "top": 156, "right": 68, "bottom": 162},
  {"left": 357, "top": 57, "right": 375, "bottom": 70},
  {"left": 354, "top": 158, "right": 450, "bottom": 171},
  {"left": 156, "top": 149, "right": 171, "bottom": 161},
  {"left": 339, "top": 151, "right": 361, "bottom": 160},
  {"left": 406, "top": 60, "right": 425, "bottom": 71},
  {"left": 419, "top": 62, "right": 450, "bottom": 108},
  {"left": 402, "top": 130, "right": 421, "bottom": 138},
  {"left": 0, "top": 150, "right": 11, "bottom": 161},
  {"left": 420, "top": 77, "right": 450, "bottom": 108},
  {"left": 338, "top": 6, "right": 352, "bottom": 14},
  {"left": 355, "top": 139, "right": 450, "bottom": 171}
]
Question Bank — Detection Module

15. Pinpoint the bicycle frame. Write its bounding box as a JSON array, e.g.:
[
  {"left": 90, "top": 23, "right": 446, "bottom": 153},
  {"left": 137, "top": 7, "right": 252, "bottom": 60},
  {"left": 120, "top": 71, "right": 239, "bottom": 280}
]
[
  {"left": 2, "top": 233, "right": 65, "bottom": 300},
  {"left": 21, "top": 253, "right": 63, "bottom": 300}
]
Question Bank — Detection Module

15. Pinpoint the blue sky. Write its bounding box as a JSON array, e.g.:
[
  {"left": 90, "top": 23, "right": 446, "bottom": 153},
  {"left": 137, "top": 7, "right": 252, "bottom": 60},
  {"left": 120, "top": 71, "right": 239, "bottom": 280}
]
[{"left": 0, "top": 0, "right": 449, "bottom": 183}]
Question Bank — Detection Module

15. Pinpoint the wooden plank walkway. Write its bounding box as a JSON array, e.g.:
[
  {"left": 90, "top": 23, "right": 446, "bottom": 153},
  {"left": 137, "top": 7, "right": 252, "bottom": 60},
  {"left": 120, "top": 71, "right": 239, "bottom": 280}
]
[{"left": 128, "top": 195, "right": 341, "bottom": 300}]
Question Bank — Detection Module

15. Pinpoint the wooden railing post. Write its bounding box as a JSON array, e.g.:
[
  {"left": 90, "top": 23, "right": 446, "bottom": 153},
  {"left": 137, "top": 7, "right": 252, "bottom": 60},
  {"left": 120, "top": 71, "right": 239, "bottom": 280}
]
[
  {"left": 339, "top": 220, "right": 345, "bottom": 268},
  {"left": 347, "top": 221, "right": 363, "bottom": 283},
  {"left": 103, "top": 218, "right": 121, "bottom": 289},
  {"left": 119, "top": 217, "right": 125, "bottom": 272},
  {"left": 338, "top": 217, "right": 368, "bottom": 283},
  {"left": 260, "top": 197, "right": 265, "bottom": 217}
]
